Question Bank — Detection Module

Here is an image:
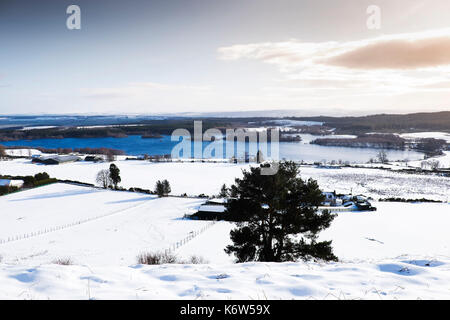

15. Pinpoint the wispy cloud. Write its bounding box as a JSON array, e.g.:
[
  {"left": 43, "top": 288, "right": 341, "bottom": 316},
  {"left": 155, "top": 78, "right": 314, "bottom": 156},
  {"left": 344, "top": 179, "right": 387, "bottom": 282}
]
[
  {"left": 218, "top": 29, "right": 450, "bottom": 99},
  {"left": 219, "top": 29, "right": 450, "bottom": 70},
  {"left": 324, "top": 35, "right": 450, "bottom": 70}
]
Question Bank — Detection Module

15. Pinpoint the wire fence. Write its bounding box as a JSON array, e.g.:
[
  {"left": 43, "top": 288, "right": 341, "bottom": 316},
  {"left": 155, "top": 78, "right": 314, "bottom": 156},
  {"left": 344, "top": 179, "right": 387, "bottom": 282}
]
[
  {"left": 0, "top": 198, "right": 149, "bottom": 245},
  {"left": 165, "top": 220, "right": 217, "bottom": 255}
]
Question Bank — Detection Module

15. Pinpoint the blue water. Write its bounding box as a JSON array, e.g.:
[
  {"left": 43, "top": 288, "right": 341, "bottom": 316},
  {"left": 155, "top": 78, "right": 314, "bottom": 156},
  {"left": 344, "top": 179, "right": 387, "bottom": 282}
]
[{"left": 2, "top": 135, "right": 424, "bottom": 163}]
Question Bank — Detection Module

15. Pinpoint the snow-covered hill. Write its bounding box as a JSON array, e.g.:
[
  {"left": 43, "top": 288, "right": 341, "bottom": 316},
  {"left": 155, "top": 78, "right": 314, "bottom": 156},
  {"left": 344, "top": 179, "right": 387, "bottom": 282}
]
[{"left": 1, "top": 160, "right": 449, "bottom": 299}]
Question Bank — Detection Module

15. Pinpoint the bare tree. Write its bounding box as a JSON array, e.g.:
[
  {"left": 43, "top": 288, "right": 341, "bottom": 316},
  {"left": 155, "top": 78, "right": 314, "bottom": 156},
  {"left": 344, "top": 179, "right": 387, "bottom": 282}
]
[
  {"left": 0, "top": 145, "right": 5, "bottom": 159},
  {"left": 421, "top": 161, "right": 428, "bottom": 170},
  {"left": 106, "top": 151, "right": 115, "bottom": 162},
  {"left": 429, "top": 160, "right": 440, "bottom": 171},
  {"left": 376, "top": 149, "right": 388, "bottom": 164},
  {"left": 96, "top": 169, "right": 112, "bottom": 188}
]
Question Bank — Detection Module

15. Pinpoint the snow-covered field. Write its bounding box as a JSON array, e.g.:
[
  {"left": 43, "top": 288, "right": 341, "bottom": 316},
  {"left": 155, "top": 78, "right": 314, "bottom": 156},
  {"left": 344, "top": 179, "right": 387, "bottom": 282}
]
[
  {"left": 300, "top": 166, "right": 450, "bottom": 202},
  {"left": 1, "top": 158, "right": 449, "bottom": 200},
  {"left": 399, "top": 132, "right": 450, "bottom": 143},
  {"left": 0, "top": 159, "right": 249, "bottom": 196},
  {"left": 407, "top": 151, "right": 450, "bottom": 169},
  {"left": 4, "top": 148, "right": 42, "bottom": 157},
  {"left": 1, "top": 157, "right": 450, "bottom": 299},
  {"left": 322, "top": 202, "right": 450, "bottom": 260},
  {"left": 177, "top": 201, "right": 450, "bottom": 263}
]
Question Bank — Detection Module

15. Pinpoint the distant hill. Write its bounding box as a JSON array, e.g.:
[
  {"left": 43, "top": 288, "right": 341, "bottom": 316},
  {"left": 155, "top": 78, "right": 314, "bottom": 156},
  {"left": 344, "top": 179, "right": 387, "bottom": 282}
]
[
  {"left": 1, "top": 111, "right": 449, "bottom": 139},
  {"left": 289, "top": 111, "right": 450, "bottom": 134}
]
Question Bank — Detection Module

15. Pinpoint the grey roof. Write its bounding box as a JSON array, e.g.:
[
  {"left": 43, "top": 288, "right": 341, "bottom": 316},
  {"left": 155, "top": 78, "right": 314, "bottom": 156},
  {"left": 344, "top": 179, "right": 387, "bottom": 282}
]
[{"left": 36, "top": 155, "right": 81, "bottom": 163}]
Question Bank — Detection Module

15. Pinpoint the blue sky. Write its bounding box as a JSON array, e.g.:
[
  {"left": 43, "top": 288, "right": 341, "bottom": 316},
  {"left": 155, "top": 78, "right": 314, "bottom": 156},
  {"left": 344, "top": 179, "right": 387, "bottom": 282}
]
[{"left": 2, "top": 0, "right": 450, "bottom": 115}]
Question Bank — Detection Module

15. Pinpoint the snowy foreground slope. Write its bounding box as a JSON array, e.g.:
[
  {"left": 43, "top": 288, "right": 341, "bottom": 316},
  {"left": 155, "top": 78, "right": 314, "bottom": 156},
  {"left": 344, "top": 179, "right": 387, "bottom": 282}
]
[{"left": 1, "top": 257, "right": 450, "bottom": 299}]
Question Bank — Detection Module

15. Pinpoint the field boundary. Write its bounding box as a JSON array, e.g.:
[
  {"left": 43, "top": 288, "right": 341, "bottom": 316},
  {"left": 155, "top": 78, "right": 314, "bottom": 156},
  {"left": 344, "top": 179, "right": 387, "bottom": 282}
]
[{"left": 165, "top": 221, "right": 217, "bottom": 255}]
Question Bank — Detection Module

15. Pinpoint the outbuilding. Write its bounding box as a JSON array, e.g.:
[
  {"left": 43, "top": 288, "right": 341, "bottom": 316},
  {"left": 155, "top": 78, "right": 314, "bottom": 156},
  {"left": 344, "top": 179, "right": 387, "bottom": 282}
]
[
  {"left": 32, "top": 155, "right": 81, "bottom": 165},
  {"left": 0, "top": 179, "right": 24, "bottom": 188}
]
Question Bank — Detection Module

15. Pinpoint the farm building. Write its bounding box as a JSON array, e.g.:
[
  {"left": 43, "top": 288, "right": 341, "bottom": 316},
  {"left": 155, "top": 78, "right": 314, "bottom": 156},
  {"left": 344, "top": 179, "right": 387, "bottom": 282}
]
[
  {"left": 84, "top": 155, "right": 104, "bottom": 162},
  {"left": 0, "top": 179, "right": 24, "bottom": 188},
  {"left": 322, "top": 191, "right": 337, "bottom": 206},
  {"left": 32, "top": 155, "right": 81, "bottom": 165},
  {"left": 191, "top": 205, "right": 226, "bottom": 220}
]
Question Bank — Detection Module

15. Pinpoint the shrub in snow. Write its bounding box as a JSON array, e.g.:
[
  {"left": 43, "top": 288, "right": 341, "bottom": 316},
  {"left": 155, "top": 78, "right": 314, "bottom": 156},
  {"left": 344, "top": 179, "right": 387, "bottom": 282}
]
[
  {"left": 137, "top": 252, "right": 178, "bottom": 265},
  {"left": 137, "top": 252, "right": 208, "bottom": 265},
  {"left": 186, "top": 255, "right": 209, "bottom": 264},
  {"left": 52, "top": 258, "right": 74, "bottom": 265}
]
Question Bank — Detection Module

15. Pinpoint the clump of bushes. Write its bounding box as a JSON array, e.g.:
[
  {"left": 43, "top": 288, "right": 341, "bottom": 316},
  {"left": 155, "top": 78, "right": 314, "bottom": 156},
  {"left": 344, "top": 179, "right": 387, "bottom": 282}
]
[
  {"left": 379, "top": 197, "right": 442, "bottom": 203},
  {"left": 52, "top": 258, "right": 74, "bottom": 265},
  {"left": 0, "top": 185, "right": 19, "bottom": 196},
  {"left": 33, "top": 178, "right": 58, "bottom": 187},
  {"left": 34, "top": 172, "right": 50, "bottom": 181},
  {"left": 137, "top": 252, "right": 178, "bottom": 265},
  {"left": 58, "top": 180, "right": 95, "bottom": 187},
  {"left": 0, "top": 172, "right": 57, "bottom": 196},
  {"left": 155, "top": 179, "right": 171, "bottom": 197},
  {"left": 22, "top": 172, "right": 56, "bottom": 188},
  {"left": 128, "top": 187, "right": 154, "bottom": 194},
  {"left": 137, "top": 252, "right": 208, "bottom": 265}
]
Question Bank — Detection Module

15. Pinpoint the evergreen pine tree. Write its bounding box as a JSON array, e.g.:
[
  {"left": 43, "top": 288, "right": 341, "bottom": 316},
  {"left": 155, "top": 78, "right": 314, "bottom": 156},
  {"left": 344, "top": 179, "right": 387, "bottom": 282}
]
[
  {"left": 109, "top": 164, "right": 121, "bottom": 189},
  {"left": 225, "top": 161, "right": 337, "bottom": 263},
  {"left": 162, "top": 179, "right": 171, "bottom": 195},
  {"left": 155, "top": 180, "right": 164, "bottom": 197},
  {"left": 218, "top": 184, "right": 229, "bottom": 198}
]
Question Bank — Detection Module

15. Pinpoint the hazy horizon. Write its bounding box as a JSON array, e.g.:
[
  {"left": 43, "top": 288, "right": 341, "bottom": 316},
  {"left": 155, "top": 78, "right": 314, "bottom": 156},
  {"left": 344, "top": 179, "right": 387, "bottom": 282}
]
[
  {"left": 2, "top": 0, "right": 450, "bottom": 116},
  {"left": 2, "top": 109, "right": 450, "bottom": 119}
]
